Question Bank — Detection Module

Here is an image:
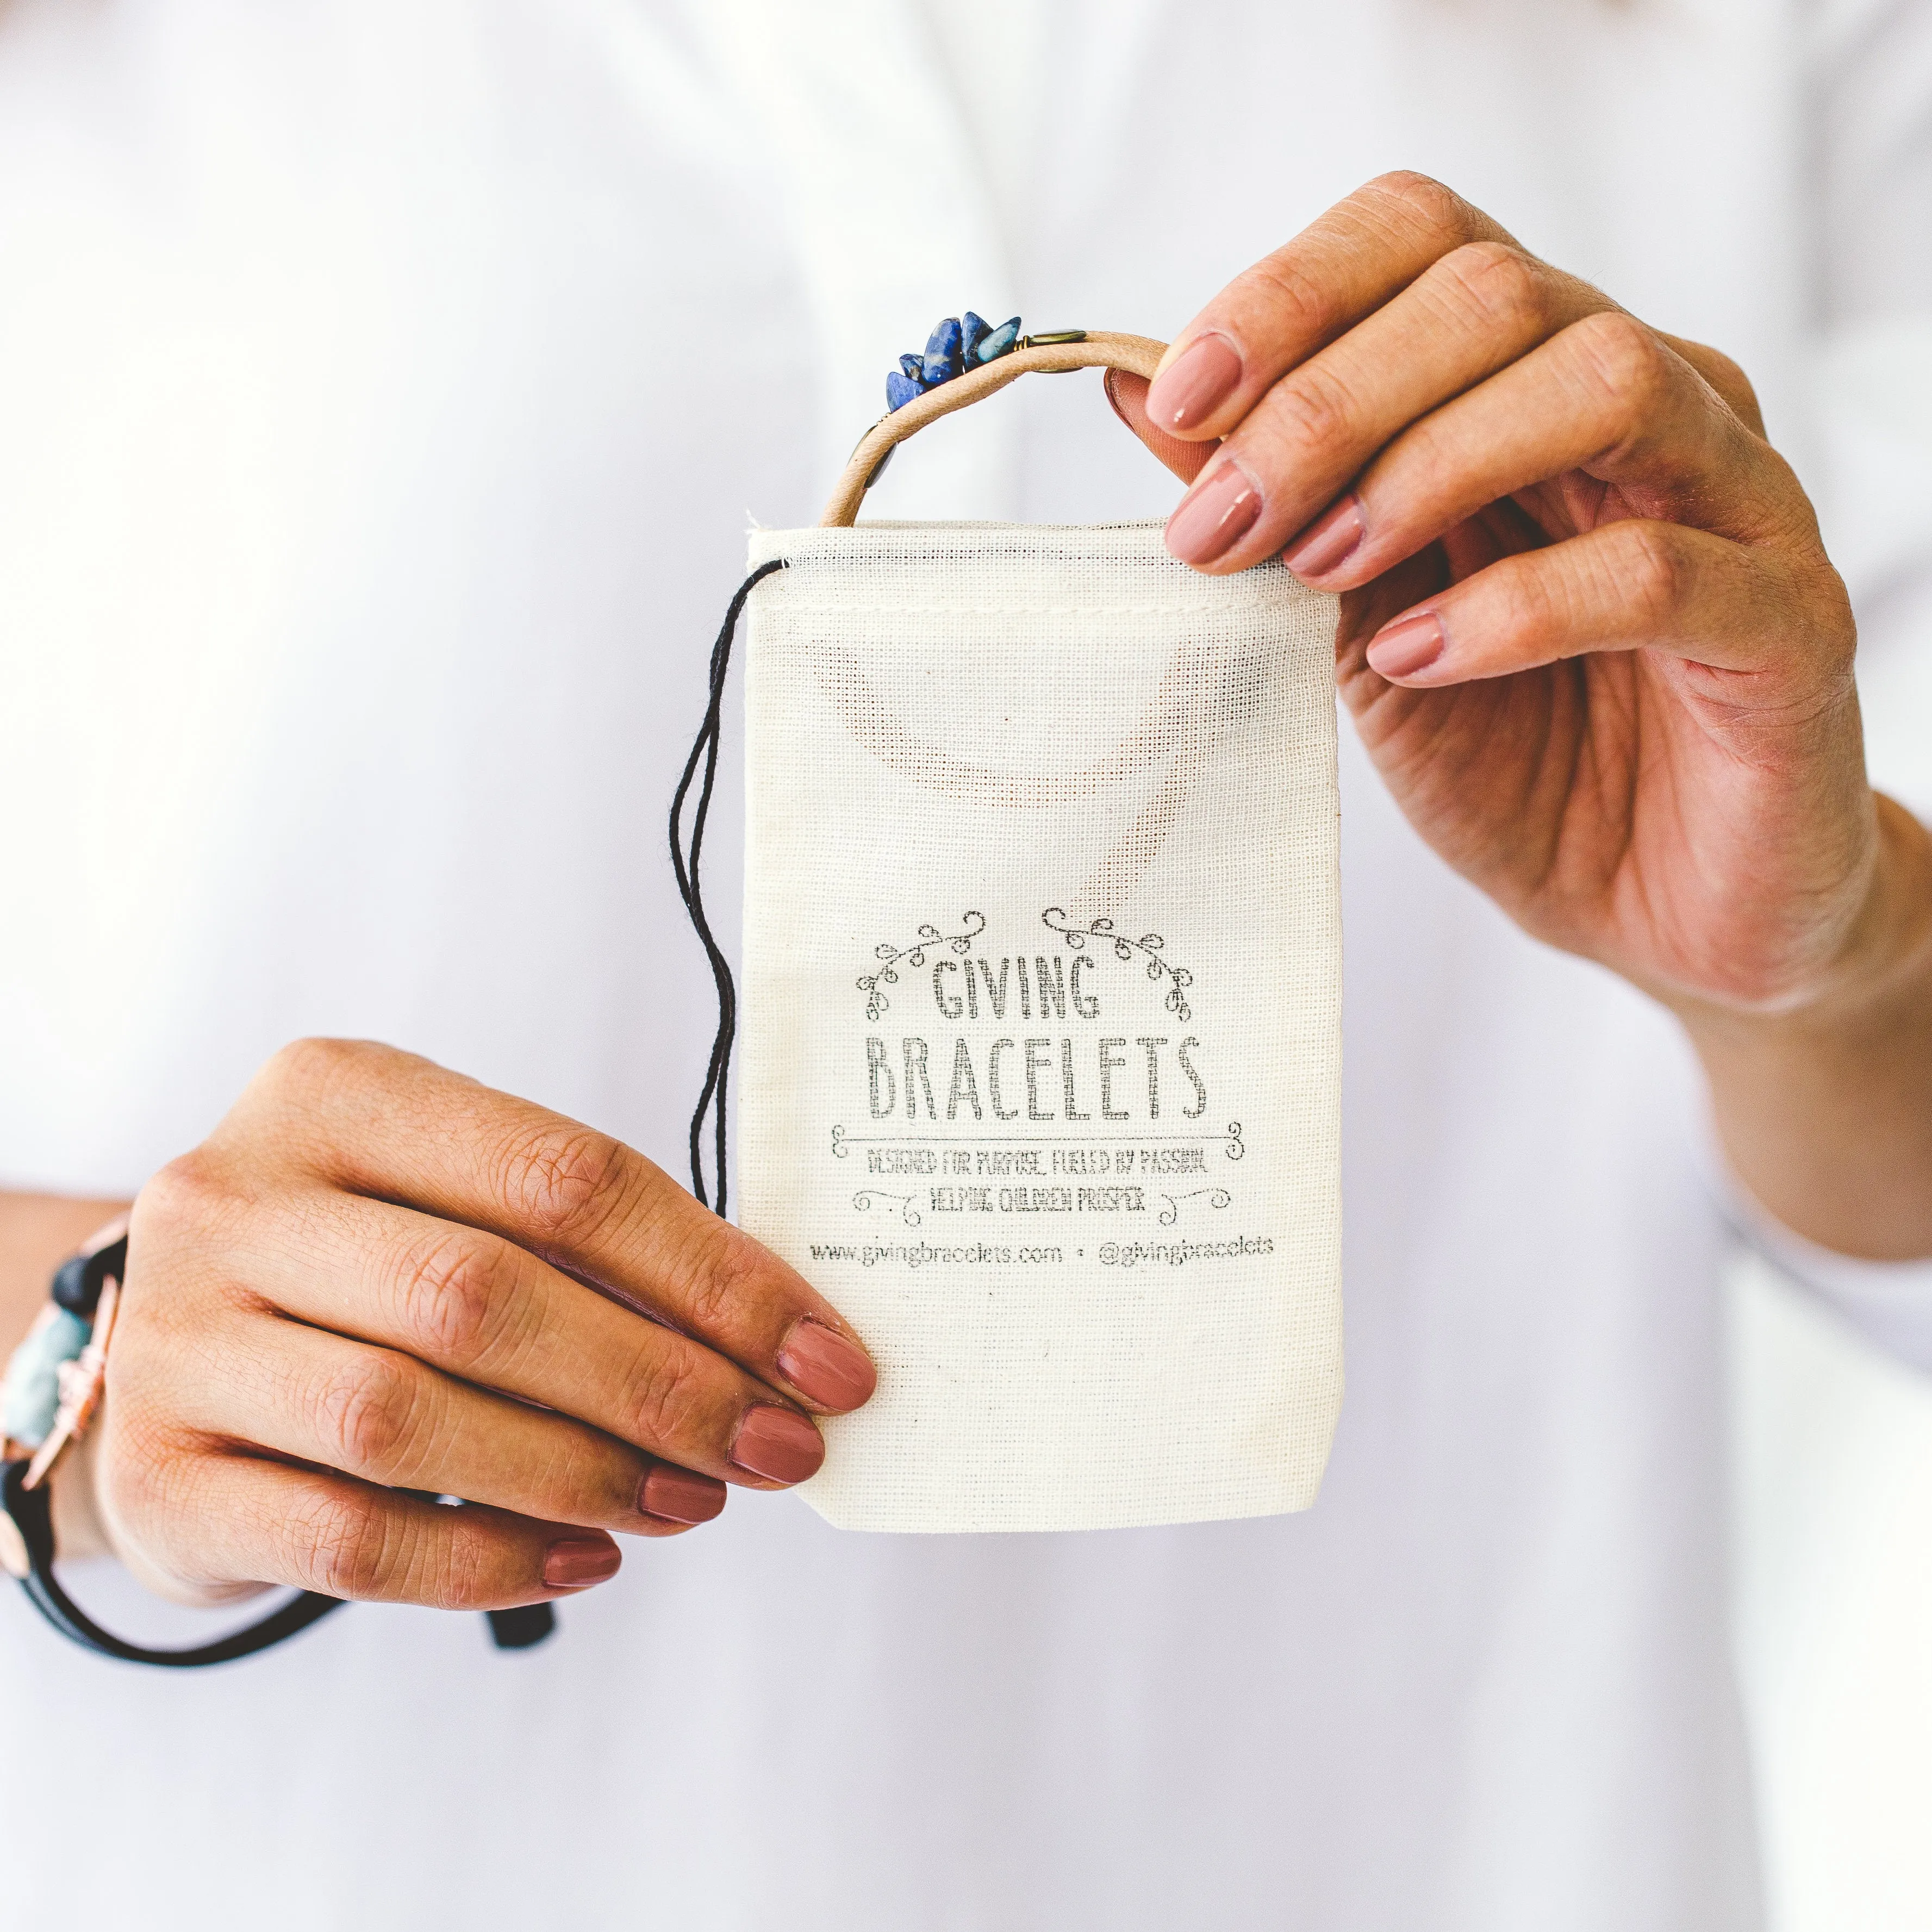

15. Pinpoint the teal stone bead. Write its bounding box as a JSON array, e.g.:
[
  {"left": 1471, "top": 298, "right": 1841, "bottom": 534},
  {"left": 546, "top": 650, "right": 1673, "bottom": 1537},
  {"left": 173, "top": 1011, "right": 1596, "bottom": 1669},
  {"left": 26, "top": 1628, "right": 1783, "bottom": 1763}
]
[
  {"left": 1, "top": 1305, "right": 90, "bottom": 1449},
  {"left": 975, "top": 316, "right": 1021, "bottom": 363}
]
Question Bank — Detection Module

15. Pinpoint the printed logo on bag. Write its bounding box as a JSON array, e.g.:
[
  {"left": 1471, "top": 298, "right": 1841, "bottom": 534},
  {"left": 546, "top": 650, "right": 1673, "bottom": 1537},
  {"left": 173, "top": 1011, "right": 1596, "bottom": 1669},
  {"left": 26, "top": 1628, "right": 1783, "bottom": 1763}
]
[{"left": 838, "top": 906, "right": 1253, "bottom": 1256}]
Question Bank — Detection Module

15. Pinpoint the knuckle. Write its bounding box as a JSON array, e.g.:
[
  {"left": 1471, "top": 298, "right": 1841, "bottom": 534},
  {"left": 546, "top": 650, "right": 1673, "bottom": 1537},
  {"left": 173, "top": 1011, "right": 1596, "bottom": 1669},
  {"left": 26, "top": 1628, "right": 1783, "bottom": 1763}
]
[
  {"left": 292, "top": 1487, "right": 396, "bottom": 1600},
  {"left": 620, "top": 1343, "right": 711, "bottom": 1450},
  {"left": 313, "top": 1350, "right": 438, "bottom": 1482},
  {"left": 494, "top": 1122, "right": 631, "bottom": 1246},
  {"left": 1803, "top": 557, "right": 1857, "bottom": 663},
  {"left": 100, "top": 1411, "right": 199, "bottom": 1524},
  {"left": 1680, "top": 337, "right": 1761, "bottom": 427},
  {"left": 396, "top": 1229, "right": 525, "bottom": 1365},
  {"left": 1260, "top": 360, "right": 1361, "bottom": 465},
  {"left": 421, "top": 1515, "right": 493, "bottom": 1611},
  {"left": 127, "top": 1160, "right": 259, "bottom": 1317},
  {"left": 238, "top": 1037, "right": 400, "bottom": 1171},
  {"left": 1572, "top": 310, "right": 1672, "bottom": 417},
  {"left": 100, "top": 1320, "right": 172, "bottom": 1420},
  {"left": 1484, "top": 559, "right": 1556, "bottom": 642},
  {"left": 1368, "top": 170, "right": 1479, "bottom": 242},
  {"left": 133, "top": 1149, "right": 231, "bottom": 1242},
  {"left": 680, "top": 1230, "right": 768, "bottom": 1337},
  {"left": 551, "top": 1430, "right": 634, "bottom": 1517},
  {"left": 1610, "top": 521, "right": 1691, "bottom": 623},
  {"left": 1237, "top": 251, "right": 1333, "bottom": 345},
  {"left": 255, "top": 1035, "right": 366, "bottom": 1103},
  {"left": 1438, "top": 241, "right": 1550, "bottom": 332},
  {"left": 102, "top": 1441, "right": 255, "bottom": 1591}
]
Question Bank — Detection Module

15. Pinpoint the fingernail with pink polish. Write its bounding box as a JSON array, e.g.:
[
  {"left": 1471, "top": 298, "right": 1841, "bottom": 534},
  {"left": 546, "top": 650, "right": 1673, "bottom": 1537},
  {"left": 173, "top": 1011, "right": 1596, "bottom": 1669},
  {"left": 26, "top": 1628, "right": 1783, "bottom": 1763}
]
[
  {"left": 1146, "top": 333, "right": 1244, "bottom": 431},
  {"left": 1165, "top": 457, "right": 1263, "bottom": 568},
  {"left": 638, "top": 1463, "right": 727, "bottom": 1525},
  {"left": 1282, "top": 496, "right": 1365, "bottom": 581},
  {"left": 543, "top": 1535, "right": 622, "bottom": 1589},
  {"left": 730, "top": 1404, "right": 825, "bottom": 1485},
  {"left": 776, "top": 1318, "right": 876, "bottom": 1411},
  {"left": 1366, "top": 611, "right": 1448, "bottom": 681}
]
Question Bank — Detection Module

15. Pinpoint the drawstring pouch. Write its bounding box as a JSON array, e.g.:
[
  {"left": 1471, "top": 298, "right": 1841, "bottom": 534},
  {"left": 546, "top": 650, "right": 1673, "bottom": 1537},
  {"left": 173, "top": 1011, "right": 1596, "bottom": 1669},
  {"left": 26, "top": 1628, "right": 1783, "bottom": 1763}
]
[{"left": 677, "top": 327, "right": 1342, "bottom": 1532}]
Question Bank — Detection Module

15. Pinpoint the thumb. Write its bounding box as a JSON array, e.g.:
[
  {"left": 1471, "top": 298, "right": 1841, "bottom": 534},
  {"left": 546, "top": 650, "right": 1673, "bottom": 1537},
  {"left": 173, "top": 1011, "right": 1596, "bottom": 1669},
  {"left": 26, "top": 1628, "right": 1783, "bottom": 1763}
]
[{"left": 1104, "top": 369, "right": 1217, "bottom": 485}]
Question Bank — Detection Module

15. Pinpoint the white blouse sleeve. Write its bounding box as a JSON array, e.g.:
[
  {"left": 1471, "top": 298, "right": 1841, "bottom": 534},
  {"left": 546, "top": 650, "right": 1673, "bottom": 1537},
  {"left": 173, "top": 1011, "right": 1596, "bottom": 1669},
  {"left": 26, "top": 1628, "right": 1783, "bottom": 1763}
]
[
  {"left": 1725, "top": 1179, "right": 1932, "bottom": 1374},
  {"left": 1809, "top": 0, "right": 1932, "bottom": 820},
  {"left": 1757, "top": 4, "right": 1932, "bottom": 1371}
]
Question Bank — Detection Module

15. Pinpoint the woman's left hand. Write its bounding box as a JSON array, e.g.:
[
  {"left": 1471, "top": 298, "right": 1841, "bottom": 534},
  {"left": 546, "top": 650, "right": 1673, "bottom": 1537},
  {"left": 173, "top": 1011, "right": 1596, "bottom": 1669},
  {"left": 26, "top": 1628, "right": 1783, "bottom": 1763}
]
[{"left": 1110, "top": 171, "right": 1932, "bottom": 1027}]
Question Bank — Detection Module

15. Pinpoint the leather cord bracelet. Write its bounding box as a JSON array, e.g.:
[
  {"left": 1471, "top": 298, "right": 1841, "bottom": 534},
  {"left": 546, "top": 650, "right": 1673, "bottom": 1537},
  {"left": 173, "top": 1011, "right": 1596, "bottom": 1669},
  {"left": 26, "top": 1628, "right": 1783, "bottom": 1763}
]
[{"left": 2, "top": 1221, "right": 555, "bottom": 1662}]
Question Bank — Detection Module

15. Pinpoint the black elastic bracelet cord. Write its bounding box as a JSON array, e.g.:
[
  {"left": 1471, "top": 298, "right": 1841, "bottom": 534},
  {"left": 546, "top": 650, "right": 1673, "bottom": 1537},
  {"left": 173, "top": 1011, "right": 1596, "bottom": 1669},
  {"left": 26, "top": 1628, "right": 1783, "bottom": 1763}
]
[
  {"left": 670, "top": 557, "right": 787, "bottom": 1218},
  {"left": 484, "top": 1603, "right": 556, "bottom": 1648},
  {"left": 4, "top": 1467, "right": 554, "bottom": 1662},
  {"left": 4, "top": 1459, "right": 345, "bottom": 1667}
]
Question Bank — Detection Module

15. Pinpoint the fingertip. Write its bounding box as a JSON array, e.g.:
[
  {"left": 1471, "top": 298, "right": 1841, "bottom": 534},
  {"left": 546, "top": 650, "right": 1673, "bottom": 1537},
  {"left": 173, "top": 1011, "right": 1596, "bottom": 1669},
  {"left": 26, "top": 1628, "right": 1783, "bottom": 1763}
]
[
  {"left": 775, "top": 1316, "right": 876, "bottom": 1412},
  {"left": 1105, "top": 367, "right": 1217, "bottom": 485},
  {"left": 541, "top": 1532, "right": 622, "bottom": 1590},
  {"left": 1104, "top": 364, "right": 1142, "bottom": 423},
  {"left": 1281, "top": 496, "right": 1367, "bottom": 585},
  {"left": 1364, "top": 610, "right": 1449, "bottom": 683},
  {"left": 1163, "top": 454, "right": 1264, "bottom": 570},
  {"left": 1144, "top": 332, "right": 1244, "bottom": 439},
  {"left": 638, "top": 1462, "right": 727, "bottom": 1525},
  {"left": 728, "top": 1403, "right": 826, "bottom": 1486}
]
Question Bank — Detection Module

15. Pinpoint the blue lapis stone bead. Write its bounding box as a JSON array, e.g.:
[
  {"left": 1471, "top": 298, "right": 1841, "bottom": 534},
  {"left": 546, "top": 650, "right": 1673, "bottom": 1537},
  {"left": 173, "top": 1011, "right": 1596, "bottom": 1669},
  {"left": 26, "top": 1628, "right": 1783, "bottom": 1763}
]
[
  {"left": 899, "top": 353, "right": 925, "bottom": 381},
  {"left": 923, "top": 316, "right": 964, "bottom": 385},
  {"left": 886, "top": 369, "right": 926, "bottom": 412},
  {"left": 961, "top": 311, "right": 990, "bottom": 363},
  {"left": 975, "top": 316, "right": 1021, "bottom": 363}
]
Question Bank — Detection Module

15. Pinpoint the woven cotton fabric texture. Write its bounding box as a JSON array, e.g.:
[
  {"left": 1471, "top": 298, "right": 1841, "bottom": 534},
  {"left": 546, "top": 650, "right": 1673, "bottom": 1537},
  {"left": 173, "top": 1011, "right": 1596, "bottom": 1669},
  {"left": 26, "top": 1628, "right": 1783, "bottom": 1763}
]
[{"left": 739, "top": 521, "right": 1342, "bottom": 1532}]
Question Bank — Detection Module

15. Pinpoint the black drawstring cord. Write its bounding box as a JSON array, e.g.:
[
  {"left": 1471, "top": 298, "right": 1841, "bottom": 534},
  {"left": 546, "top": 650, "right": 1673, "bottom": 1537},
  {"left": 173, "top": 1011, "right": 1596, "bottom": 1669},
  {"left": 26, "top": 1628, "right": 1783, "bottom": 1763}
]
[{"left": 670, "top": 557, "right": 787, "bottom": 1218}]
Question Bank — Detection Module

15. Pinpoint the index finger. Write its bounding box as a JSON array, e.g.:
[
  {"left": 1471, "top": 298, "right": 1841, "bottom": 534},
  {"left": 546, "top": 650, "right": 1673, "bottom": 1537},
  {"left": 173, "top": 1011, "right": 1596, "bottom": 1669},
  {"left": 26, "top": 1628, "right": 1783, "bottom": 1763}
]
[
  {"left": 1144, "top": 172, "right": 1518, "bottom": 440},
  {"left": 225, "top": 1039, "right": 876, "bottom": 1415}
]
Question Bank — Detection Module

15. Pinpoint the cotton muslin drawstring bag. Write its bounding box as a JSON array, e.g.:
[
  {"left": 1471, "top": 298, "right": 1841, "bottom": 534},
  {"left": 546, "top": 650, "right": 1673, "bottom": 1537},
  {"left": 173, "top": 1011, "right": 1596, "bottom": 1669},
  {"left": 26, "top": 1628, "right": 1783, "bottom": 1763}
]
[{"left": 675, "top": 328, "right": 1342, "bottom": 1533}]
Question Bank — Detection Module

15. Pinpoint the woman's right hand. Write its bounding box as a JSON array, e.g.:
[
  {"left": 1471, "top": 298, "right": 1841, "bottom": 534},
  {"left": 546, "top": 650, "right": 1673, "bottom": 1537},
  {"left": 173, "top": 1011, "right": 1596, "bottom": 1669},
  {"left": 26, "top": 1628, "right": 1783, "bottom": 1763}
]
[{"left": 72, "top": 1038, "right": 875, "bottom": 1608}]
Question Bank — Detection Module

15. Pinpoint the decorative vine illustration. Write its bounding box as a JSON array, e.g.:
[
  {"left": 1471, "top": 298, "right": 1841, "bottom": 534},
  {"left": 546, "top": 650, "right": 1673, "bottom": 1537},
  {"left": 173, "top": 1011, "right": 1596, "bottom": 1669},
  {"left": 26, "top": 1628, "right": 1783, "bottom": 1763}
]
[
  {"left": 1040, "top": 907, "right": 1194, "bottom": 1021},
  {"left": 1158, "top": 1187, "right": 1232, "bottom": 1225},
  {"left": 852, "top": 1189, "right": 923, "bottom": 1227},
  {"left": 857, "top": 910, "right": 986, "bottom": 1020}
]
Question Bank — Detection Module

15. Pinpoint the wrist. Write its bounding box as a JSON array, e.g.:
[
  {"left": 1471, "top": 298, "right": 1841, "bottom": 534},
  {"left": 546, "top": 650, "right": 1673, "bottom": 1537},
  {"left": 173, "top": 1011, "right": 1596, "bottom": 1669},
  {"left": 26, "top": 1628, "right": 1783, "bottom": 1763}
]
[
  {"left": 1803, "top": 793, "right": 1932, "bottom": 1024},
  {"left": 1677, "top": 792, "right": 1932, "bottom": 1261},
  {"left": 1674, "top": 792, "right": 1932, "bottom": 1045},
  {"left": 1, "top": 1192, "right": 133, "bottom": 1359}
]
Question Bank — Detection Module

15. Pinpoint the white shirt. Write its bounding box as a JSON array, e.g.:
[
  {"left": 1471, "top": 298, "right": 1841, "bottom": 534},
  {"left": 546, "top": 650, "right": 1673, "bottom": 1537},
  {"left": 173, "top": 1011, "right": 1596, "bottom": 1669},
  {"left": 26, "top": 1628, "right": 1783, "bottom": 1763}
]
[{"left": 3, "top": 4, "right": 1931, "bottom": 1927}]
